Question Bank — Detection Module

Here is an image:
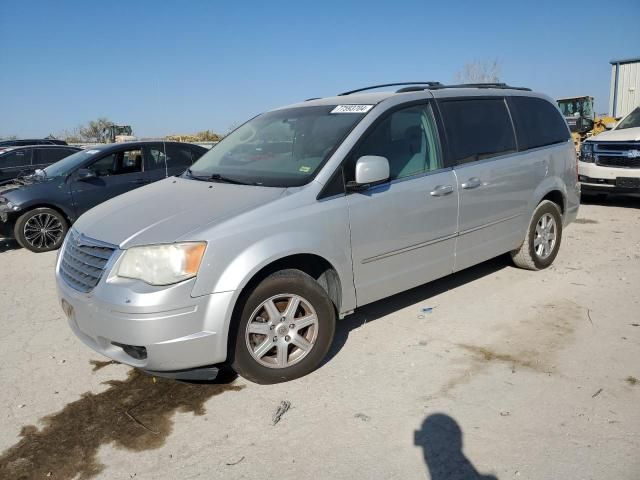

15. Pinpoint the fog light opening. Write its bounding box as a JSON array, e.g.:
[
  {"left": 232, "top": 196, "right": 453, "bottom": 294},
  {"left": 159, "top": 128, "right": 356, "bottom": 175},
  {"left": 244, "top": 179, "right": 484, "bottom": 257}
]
[{"left": 112, "top": 342, "right": 147, "bottom": 360}]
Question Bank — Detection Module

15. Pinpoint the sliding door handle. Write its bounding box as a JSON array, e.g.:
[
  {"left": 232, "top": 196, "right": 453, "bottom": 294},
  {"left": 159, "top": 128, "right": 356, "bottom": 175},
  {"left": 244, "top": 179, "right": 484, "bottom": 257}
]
[
  {"left": 461, "top": 177, "right": 481, "bottom": 189},
  {"left": 430, "top": 185, "right": 454, "bottom": 196}
]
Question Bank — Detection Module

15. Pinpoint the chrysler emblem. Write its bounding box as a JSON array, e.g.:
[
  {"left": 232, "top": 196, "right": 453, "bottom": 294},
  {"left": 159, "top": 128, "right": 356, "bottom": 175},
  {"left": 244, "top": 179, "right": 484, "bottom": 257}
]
[{"left": 626, "top": 150, "right": 640, "bottom": 159}]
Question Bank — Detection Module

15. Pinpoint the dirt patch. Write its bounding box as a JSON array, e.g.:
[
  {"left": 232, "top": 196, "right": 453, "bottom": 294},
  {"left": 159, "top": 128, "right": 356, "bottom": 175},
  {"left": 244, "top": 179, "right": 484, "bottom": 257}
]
[
  {"left": 438, "top": 300, "right": 581, "bottom": 396},
  {"left": 89, "top": 359, "right": 117, "bottom": 372},
  {"left": 455, "top": 345, "right": 540, "bottom": 371},
  {"left": 573, "top": 218, "right": 599, "bottom": 225},
  {"left": 0, "top": 368, "right": 244, "bottom": 480},
  {"left": 626, "top": 376, "right": 638, "bottom": 386}
]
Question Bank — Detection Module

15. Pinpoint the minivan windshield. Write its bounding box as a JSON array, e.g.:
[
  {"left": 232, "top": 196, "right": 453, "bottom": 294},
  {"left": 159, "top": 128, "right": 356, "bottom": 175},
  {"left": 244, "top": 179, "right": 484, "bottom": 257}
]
[
  {"left": 43, "top": 148, "right": 103, "bottom": 177},
  {"left": 616, "top": 107, "right": 640, "bottom": 130},
  {"left": 187, "top": 105, "right": 370, "bottom": 187}
]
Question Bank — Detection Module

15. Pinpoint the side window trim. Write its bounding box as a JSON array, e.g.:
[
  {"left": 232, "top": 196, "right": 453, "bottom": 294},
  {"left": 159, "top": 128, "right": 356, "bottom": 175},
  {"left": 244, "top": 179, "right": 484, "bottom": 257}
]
[{"left": 317, "top": 99, "right": 446, "bottom": 200}]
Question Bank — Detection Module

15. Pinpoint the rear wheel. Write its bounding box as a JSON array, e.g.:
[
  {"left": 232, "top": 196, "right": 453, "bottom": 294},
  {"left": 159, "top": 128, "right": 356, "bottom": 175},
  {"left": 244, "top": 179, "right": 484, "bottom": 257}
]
[
  {"left": 231, "top": 269, "right": 336, "bottom": 384},
  {"left": 511, "top": 200, "right": 562, "bottom": 270},
  {"left": 14, "top": 207, "right": 68, "bottom": 253}
]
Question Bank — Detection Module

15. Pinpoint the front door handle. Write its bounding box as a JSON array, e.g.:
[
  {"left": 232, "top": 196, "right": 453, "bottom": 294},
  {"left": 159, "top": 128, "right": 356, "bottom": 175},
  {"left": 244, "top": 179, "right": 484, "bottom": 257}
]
[
  {"left": 461, "top": 177, "right": 481, "bottom": 189},
  {"left": 430, "top": 184, "right": 454, "bottom": 196}
]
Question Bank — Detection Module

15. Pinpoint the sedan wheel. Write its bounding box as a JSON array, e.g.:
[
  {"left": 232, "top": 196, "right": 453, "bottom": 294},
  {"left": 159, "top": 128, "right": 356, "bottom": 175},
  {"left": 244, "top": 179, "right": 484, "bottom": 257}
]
[{"left": 15, "top": 207, "right": 69, "bottom": 253}]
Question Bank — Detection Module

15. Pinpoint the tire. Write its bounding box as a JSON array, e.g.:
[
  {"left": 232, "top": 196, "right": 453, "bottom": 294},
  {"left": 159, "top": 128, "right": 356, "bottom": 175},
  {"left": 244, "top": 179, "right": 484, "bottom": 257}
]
[
  {"left": 511, "top": 200, "right": 563, "bottom": 271},
  {"left": 14, "top": 207, "right": 69, "bottom": 253},
  {"left": 231, "top": 269, "right": 336, "bottom": 384}
]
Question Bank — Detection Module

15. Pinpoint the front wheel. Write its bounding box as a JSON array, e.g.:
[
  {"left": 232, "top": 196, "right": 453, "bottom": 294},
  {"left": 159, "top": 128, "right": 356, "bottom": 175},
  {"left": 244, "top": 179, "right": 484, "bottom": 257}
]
[
  {"left": 231, "top": 269, "right": 336, "bottom": 384},
  {"left": 14, "top": 207, "right": 68, "bottom": 253},
  {"left": 511, "top": 200, "right": 563, "bottom": 270}
]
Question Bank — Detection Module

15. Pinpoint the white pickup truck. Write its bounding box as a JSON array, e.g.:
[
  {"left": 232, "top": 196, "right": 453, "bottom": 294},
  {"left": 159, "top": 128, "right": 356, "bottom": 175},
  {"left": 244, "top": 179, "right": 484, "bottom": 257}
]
[{"left": 578, "top": 106, "right": 640, "bottom": 196}]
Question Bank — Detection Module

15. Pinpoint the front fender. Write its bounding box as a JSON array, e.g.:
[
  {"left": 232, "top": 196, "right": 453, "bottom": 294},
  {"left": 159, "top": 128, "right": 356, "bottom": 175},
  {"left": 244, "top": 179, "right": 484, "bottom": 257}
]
[{"left": 212, "top": 230, "right": 355, "bottom": 312}]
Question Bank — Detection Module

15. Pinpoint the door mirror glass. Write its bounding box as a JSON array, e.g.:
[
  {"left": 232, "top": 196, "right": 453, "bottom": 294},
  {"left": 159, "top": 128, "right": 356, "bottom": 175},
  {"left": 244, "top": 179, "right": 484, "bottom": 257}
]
[
  {"left": 76, "top": 168, "right": 97, "bottom": 180},
  {"left": 348, "top": 155, "right": 390, "bottom": 189}
]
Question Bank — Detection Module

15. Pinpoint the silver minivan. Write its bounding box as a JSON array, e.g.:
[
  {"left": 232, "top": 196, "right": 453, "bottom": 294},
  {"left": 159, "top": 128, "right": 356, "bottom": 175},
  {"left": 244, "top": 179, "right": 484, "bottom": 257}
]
[{"left": 56, "top": 82, "right": 579, "bottom": 384}]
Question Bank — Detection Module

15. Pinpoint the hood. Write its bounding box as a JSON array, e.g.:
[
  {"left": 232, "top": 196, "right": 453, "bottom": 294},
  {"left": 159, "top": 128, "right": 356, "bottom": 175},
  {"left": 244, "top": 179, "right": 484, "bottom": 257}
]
[
  {"left": 74, "top": 177, "right": 287, "bottom": 248},
  {"left": 587, "top": 126, "right": 640, "bottom": 143},
  {"left": 0, "top": 176, "right": 57, "bottom": 202}
]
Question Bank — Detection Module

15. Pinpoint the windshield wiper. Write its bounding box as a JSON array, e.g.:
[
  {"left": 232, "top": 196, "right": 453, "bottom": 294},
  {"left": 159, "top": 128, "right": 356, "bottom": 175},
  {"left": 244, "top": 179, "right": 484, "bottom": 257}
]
[{"left": 186, "top": 169, "right": 255, "bottom": 185}]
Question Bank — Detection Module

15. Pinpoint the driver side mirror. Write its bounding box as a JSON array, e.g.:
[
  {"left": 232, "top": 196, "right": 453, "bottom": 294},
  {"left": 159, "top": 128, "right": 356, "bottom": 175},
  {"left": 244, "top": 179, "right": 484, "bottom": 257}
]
[
  {"left": 76, "top": 168, "right": 96, "bottom": 180},
  {"left": 346, "top": 155, "right": 390, "bottom": 191}
]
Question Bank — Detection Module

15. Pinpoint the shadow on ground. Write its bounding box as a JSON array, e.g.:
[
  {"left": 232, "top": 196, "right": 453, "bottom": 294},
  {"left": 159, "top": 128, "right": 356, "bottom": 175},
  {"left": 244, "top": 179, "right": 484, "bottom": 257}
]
[
  {"left": 415, "top": 413, "right": 498, "bottom": 480},
  {"left": 580, "top": 193, "right": 640, "bottom": 209},
  {"left": 324, "top": 255, "right": 510, "bottom": 364},
  {"left": 0, "top": 365, "right": 243, "bottom": 480}
]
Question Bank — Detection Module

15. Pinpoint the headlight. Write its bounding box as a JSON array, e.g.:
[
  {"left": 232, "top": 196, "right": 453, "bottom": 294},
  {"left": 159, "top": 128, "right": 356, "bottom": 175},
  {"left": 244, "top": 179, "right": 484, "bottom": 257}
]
[
  {"left": 117, "top": 242, "right": 207, "bottom": 286},
  {"left": 580, "top": 142, "right": 594, "bottom": 162}
]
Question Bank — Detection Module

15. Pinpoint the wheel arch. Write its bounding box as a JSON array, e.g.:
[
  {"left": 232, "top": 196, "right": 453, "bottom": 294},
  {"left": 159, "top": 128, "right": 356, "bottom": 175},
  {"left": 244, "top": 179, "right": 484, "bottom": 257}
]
[
  {"left": 17, "top": 202, "right": 74, "bottom": 225},
  {"left": 223, "top": 252, "right": 344, "bottom": 363},
  {"left": 528, "top": 177, "right": 567, "bottom": 219}
]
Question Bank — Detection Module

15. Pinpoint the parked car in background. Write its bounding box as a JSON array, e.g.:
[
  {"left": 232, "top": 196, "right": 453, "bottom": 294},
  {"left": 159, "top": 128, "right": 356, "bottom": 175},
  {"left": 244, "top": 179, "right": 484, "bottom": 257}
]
[
  {"left": 579, "top": 106, "right": 640, "bottom": 196},
  {"left": 0, "top": 138, "right": 68, "bottom": 147},
  {"left": 0, "top": 141, "right": 207, "bottom": 252},
  {"left": 0, "top": 145, "right": 81, "bottom": 182},
  {"left": 55, "top": 82, "right": 579, "bottom": 385}
]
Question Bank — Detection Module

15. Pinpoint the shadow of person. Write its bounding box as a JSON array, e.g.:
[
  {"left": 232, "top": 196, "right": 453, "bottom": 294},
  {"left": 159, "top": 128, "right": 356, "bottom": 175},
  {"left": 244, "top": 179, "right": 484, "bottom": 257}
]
[{"left": 415, "top": 413, "right": 498, "bottom": 480}]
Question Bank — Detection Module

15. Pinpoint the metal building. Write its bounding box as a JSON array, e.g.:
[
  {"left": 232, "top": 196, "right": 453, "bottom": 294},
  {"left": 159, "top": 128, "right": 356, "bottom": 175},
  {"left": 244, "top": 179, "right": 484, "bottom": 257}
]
[{"left": 609, "top": 57, "right": 640, "bottom": 118}]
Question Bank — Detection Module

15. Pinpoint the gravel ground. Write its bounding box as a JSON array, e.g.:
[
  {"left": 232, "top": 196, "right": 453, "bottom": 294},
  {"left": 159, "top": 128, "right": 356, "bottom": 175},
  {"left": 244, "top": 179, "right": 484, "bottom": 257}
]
[{"left": 1, "top": 196, "right": 639, "bottom": 480}]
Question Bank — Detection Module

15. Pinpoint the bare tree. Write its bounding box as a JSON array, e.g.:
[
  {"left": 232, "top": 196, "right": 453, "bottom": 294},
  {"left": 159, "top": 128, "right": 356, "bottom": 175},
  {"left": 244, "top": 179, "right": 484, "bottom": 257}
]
[
  {"left": 455, "top": 59, "right": 501, "bottom": 84},
  {"left": 79, "top": 117, "right": 113, "bottom": 143},
  {"left": 57, "top": 127, "right": 84, "bottom": 144}
]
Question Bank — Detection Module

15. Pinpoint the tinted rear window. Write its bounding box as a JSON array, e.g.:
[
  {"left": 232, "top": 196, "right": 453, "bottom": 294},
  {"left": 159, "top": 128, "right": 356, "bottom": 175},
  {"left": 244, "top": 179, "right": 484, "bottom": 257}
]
[
  {"left": 0, "top": 149, "right": 32, "bottom": 167},
  {"left": 439, "top": 98, "right": 516, "bottom": 164},
  {"left": 36, "top": 148, "right": 77, "bottom": 164},
  {"left": 509, "top": 96, "right": 570, "bottom": 150},
  {"left": 165, "top": 144, "right": 194, "bottom": 167}
]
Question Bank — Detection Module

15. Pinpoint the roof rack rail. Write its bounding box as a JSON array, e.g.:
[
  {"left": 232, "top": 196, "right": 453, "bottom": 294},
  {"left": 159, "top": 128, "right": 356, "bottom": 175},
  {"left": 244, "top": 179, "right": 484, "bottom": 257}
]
[
  {"left": 431, "top": 82, "right": 531, "bottom": 91},
  {"left": 337, "top": 82, "right": 443, "bottom": 96},
  {"left": 304, "top": 97, "right": 321, "bottom": 102}
]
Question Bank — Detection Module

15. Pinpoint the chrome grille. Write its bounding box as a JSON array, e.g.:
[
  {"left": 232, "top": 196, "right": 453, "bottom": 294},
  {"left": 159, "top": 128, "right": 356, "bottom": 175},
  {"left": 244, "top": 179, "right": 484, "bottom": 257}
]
[
  {"left": 59, "top": 231, "right": 116, "bottom": 293},
  {"left": 594, "top": 142, "right": 640, "bottom": 169},
  {"left": 596, "top": 155, "right": 640, "bottom": 168}
]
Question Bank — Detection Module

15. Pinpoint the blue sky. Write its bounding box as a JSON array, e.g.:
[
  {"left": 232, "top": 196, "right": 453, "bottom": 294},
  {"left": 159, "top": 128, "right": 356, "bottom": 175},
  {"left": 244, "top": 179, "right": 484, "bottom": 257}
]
[{"left": 1, "top": 0, "right": 639, "bottom": 138}]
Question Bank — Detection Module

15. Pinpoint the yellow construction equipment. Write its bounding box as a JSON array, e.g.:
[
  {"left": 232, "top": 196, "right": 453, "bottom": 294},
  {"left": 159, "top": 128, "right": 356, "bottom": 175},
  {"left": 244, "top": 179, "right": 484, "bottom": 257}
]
[{"left": 556, "top": 96, "right": 617, "bottom": 151}]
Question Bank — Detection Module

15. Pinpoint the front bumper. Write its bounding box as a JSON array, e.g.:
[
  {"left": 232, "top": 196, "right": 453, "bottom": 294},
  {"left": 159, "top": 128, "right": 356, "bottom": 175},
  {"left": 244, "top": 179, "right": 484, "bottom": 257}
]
[
  {"left": 56, "top": 256, "right": 236, "bottom": 372},
  {"left": 578, "top": 160, "right": 640, "bottom": 193},
  {"left": 0, "top": 210, "right": 18, "bottom": 238}
]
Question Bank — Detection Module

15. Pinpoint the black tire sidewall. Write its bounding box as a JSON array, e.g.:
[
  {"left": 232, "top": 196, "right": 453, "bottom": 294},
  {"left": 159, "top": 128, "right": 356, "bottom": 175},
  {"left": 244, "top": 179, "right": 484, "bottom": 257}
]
[
  {"left": 231, "top": 270, "right": 336, "bottom": 384},
  {"left": 15, "top": 208, "right": 68, "bottom": 253},
  {"left": 527, "top": 202, "right": 562, "bottom": 269}
]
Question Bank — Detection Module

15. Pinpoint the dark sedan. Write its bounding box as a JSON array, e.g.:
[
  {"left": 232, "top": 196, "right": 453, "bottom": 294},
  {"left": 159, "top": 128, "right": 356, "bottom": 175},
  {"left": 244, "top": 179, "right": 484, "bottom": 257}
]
[
  {"left": 0, "top": 145, "right": 81, "bottom": 182},
  {"left": 0, "top": 141, "right": 208, "bottom": 252}
]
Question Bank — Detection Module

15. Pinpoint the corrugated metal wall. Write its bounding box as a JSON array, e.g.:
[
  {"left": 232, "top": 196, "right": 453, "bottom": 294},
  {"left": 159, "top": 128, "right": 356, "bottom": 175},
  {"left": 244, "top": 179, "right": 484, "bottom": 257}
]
[{"left": 609, "top": 61, "right": 640, "bottom": 118}]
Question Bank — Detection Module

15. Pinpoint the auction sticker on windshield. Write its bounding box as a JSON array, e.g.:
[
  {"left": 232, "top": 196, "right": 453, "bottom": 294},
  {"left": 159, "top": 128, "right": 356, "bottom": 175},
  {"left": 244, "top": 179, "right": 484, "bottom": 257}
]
[{"left": 330, "top": 105, "right": 374, "bottom": 114}]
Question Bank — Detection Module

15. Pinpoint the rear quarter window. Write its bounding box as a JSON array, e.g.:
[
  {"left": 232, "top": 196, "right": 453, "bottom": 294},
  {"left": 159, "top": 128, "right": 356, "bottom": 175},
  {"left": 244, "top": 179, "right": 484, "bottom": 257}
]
[
  {"left": 509, "top": 96, "right": 570, "bottom": 150},
  {"left": 439, "top": 98, "right": 517, "bottom": 164},
  {"left": 0, "top": 149, "right": 32, "bottom": 167}
]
